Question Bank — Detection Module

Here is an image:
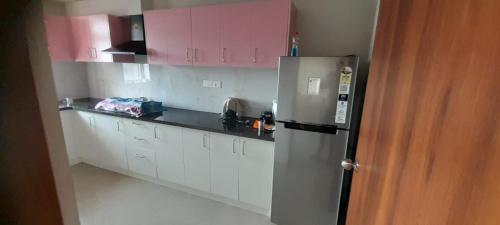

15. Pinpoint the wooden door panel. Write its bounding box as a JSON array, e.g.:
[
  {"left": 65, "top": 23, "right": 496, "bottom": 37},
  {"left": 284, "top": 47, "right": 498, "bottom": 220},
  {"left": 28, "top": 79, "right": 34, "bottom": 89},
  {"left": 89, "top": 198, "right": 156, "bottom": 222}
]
[{"left": 346, "top": 0, "right": 500, "bottom": 225}]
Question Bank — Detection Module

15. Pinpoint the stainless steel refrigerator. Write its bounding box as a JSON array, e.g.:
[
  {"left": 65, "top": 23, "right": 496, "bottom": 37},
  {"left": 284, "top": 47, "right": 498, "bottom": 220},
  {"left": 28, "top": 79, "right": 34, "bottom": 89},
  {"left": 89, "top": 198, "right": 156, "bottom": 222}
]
[{"left": 271, "top": 56, "right": 363, "bottom": 225}]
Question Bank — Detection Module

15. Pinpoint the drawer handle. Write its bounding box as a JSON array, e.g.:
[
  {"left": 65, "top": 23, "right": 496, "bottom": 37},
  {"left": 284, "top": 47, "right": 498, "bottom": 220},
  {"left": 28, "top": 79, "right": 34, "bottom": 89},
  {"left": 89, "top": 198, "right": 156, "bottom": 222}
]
[
  {"left": 135, "top": 153, "right": 146, "bottom": 159},
  {"left": 202, "top": 134, "right": 208, "bottom": 149},
  {"left": 134, "top": 137, "right": 145, "bottom": 141},
  {"left": 132, "top": 122, "right": 144, "bottom": 126},
  {"left": 232, "top": 139, "right": 237, "bottom": 154}
]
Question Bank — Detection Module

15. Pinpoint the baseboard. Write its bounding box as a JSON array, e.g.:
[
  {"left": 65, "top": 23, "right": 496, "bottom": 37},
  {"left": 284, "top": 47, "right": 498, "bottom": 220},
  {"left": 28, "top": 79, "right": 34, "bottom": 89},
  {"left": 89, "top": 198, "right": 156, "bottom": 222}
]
[{"left": 74, "top": 162, "right": 271, "bottom": 217}]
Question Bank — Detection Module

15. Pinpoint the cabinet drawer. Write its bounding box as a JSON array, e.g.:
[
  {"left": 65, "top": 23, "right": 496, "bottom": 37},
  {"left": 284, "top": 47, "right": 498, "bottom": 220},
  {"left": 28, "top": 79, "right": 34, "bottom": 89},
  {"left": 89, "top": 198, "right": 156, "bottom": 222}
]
[
  {"left": 127, "top": 146, "right": 157, "bottom": 178},
  {"left": 123, "top": 119, "right": 156, "bottom": 140}
]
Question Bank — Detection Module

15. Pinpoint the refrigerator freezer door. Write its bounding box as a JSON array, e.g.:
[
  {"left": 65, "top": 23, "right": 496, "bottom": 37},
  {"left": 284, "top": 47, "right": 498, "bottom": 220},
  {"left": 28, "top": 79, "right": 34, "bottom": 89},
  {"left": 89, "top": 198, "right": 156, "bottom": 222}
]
[
  {"left": 276, "top": 56, "right": 358, "bottom": 129},
  {"left": 271, "top": 122, "right": 348, "bottom": 225}
]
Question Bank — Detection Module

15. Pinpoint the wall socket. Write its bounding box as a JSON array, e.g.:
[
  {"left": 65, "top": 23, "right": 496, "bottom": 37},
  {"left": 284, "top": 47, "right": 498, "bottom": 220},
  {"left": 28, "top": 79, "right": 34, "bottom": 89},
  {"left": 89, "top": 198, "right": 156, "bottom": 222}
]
[{"left": 203, "top": 80, "right": 222, "bottom": 88}]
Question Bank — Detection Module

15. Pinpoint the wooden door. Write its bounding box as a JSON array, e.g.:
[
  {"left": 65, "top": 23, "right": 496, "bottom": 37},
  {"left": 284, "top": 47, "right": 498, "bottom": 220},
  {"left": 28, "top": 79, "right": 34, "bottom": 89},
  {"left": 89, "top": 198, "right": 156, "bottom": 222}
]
[
  {"left": 220, "top": 3, "right": 254, "bottom": 67},
  {"left": 182, "top": 128, "right": 211, "bottom": 192},
  {"left": 210, "top": 133, "right": 240, "bottom": 200},
  {"left": 239, "top": 138, "right": 274, "bottom": 209},
  {"left": 191, "top": 5, "right": 222, "bottom": 67},
  {"left": 346, "top": 0, "right": 500, "bottom": 225},
  {"left": 252, "top": 0, "right": 291, "bottom": 68},
  {"left": 70, "top": 16, "right": 92, "bottom": 62}
]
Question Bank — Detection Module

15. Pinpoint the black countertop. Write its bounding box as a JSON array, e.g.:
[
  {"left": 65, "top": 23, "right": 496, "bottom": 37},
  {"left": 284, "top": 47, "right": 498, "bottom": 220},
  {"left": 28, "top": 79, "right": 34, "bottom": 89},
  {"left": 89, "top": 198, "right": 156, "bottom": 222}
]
[{"left": 60, "top": 98, "right": 274, "bottom": 142}]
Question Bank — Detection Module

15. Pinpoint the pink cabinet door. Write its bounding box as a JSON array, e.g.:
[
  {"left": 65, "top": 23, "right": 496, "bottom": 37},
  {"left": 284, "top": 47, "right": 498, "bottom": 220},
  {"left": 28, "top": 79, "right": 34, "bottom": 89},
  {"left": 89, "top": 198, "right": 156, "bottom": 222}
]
[
  {"left": 252, "top": 0, "right": 291, "bottom": 68},
  {"left": 44, "top": 15, "right": 75, "bottom": 61},
  {"left": 191, "top": 5, "right": 221, "bottom": 66},
  {"left": 220, "top": 3, "right": 254, "bottom": 67},
  {"left": 144, "top": 10, "right": 168, "bottom": 64},
  {"left": 88, "top": 15, "right": 113, "bottom": 62},
  {"left": 144, "top": 8, "right": 192, "bottom": 66},
  {"left": 70, "top": 16, "right": 93, "bottom": 62}
]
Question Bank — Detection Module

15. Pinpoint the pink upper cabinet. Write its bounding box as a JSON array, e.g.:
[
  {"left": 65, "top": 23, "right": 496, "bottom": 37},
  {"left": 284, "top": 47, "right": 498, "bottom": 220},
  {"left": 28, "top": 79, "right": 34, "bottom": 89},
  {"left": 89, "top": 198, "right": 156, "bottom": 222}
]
[
  {"left": 220, "top": 3, "right": 254, "bottom": 67},
  {"left": 70, "top": 15, "right": 129, "bottom": 63},
  {"left": 191, "top": 5, "right": 221, "bottom": 67},
  {"left": 88, "top": 15, "right": 113, "bottom": 62},
  {"left": 44, "top": 15, "right": 75, "bottom": 61},
  {"left": 144, "top": 8, "right": 192, "bottom": 66},
  {"left": 252, "top": 0, "right": 292, "bottom": 68},
  {"left": 144, "top": 10, "right": 168, "bottom": 64},
  {"left": 70, "top": 16, "right": 93, "bottom": 62}
]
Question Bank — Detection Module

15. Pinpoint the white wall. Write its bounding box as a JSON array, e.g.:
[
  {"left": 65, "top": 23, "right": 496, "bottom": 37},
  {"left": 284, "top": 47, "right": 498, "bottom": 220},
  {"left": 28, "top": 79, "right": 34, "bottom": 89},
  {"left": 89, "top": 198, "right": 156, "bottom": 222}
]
[
  {"left": 87, "top": 63, "right": 277, "bottom": 116},
  {"left": 65, "top": 0, "right": 142, "bottom": 16},
  {"left": 51, "top": 62, "right": 89, "bottom": 100}
]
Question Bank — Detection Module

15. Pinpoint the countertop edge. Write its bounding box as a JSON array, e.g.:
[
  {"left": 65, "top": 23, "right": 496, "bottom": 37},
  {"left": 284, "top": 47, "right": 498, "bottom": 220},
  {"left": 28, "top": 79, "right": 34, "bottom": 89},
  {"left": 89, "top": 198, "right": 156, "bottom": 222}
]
[{"left": 60, "top": 107, "right": 275, "bottom": 142}]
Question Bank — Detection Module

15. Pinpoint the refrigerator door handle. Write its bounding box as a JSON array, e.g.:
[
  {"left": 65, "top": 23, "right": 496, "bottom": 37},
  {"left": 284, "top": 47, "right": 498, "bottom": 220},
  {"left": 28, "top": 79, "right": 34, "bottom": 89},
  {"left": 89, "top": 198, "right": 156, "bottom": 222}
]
[{"left": 282, "top": 121, "right": 338, "bottom": 134}]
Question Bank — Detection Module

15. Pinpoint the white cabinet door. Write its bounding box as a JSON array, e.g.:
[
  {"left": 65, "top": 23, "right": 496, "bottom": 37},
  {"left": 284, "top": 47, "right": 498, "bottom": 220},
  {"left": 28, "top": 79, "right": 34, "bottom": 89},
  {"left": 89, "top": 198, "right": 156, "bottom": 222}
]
[
  {"left": 60, "top": 111, "right": 79, "bottom": 165},
  {"left": 154, "top": 124, "right": 185, "bottom": 184},
  {"left": 127, "top": 146, "right": 157, "bottom": 178},
  {"left": 239, "top": 138, "right": 274, "bottom": 209},
  {"left": 182, "top": 128, "right": 211, "bottom": 192},
  {"left": 94, "top": 114, "right": 128, "bottom": 172},
  {"left": 210, "top": 132, "right": 239, "bottom": 200},
  {"left": 73, "top": 111, "right": 101, "bottom": 167}
]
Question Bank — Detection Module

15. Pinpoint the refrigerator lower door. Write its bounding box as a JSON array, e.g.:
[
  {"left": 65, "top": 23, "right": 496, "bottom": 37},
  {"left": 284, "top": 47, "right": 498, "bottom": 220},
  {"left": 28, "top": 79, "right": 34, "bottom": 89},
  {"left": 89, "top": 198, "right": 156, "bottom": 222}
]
[{"left": 271, "top": 122, "right": 348, "bottom": 225}]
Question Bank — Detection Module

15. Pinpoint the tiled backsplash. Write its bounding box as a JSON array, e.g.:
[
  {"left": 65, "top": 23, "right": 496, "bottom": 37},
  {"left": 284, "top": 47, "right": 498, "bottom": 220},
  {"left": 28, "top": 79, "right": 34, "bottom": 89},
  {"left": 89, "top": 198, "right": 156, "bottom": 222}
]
[{"left": 86, "top": 63, "right": 278, "bottom": 117}]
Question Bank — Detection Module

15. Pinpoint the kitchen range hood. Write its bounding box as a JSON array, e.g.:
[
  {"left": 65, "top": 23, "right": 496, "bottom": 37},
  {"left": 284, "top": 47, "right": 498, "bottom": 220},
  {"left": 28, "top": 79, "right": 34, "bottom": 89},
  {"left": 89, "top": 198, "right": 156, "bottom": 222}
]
[{"left": 103, "top": 15, "right": 148, "bottom": 63}]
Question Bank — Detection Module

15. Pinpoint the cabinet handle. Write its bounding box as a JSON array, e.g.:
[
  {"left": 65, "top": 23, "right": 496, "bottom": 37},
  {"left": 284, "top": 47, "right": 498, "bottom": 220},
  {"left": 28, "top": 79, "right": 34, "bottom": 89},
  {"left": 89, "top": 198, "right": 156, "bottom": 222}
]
[
  {"left": 253, "top": 48, "right": 257, "bottom": 63},
  {"left": 88, "top": 48, "right": 93, "bottom": 58},
  {"left": 221, "top": 48, "right": 226, "bottom": 63},
  {"left": 132, "top": 122, "right": 143, "bottom": 126},
  {"left": 186, "top": 48, "right": 190, "bottom": 62},
  {"left": 88, "top": 117, "right": 93, "bottom": 127},
  {"left": 153, "top": 126, "right": 158, "bottom": 139},
  {"left": 194, "top": 48, "right": 198, "bottom": 62},
  {"left": 242, "top": 141, "right": 246, "bottom": 156},
  {"left": 93, "top": 48, "right": 98, "bottom": 59},
  {"left": 135, "top": 153, "right": 146, "bottom": 159},
  {"left": 202, "top": 134, "right": 208, "bottom": 149},
  {"left": 232, "top": 139, "right": 236, "bottom": 154},
  {"left": 134, "top": 136, "right": 145, "bottom": 141},
  {"left": 116, "top": 120, "right": 120, "bottom": 132}
]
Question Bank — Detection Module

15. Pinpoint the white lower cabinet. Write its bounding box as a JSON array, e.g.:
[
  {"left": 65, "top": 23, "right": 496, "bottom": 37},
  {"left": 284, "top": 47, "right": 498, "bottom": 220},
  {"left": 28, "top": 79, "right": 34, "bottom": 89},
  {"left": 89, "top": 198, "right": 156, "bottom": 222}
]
[
  {"left": 94, "top": 114, "right": 128, "bottom": 172},
  {"left": 182, "top": 128, "right": 211, "bottom": 192},
  {"left": 238, "top": 138, "right": 274, "bottom": 209},
  {"left": 73, "top": 111, "right": 101, "bottom": 167},
  {"left": 154, "top": 124, "right": 185, "bottom": 184},
  {"left": 60, "top": 111, "right": 79, "bottom": 165},
  {"left": 62, "top": 110, "right": 275, "bottom": 213},
  {"left": 127, "top": 146, "right": 157, "bottom": 178},
  {"left": 210, "top": 132, "right": 240, "bottom": 200}
]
